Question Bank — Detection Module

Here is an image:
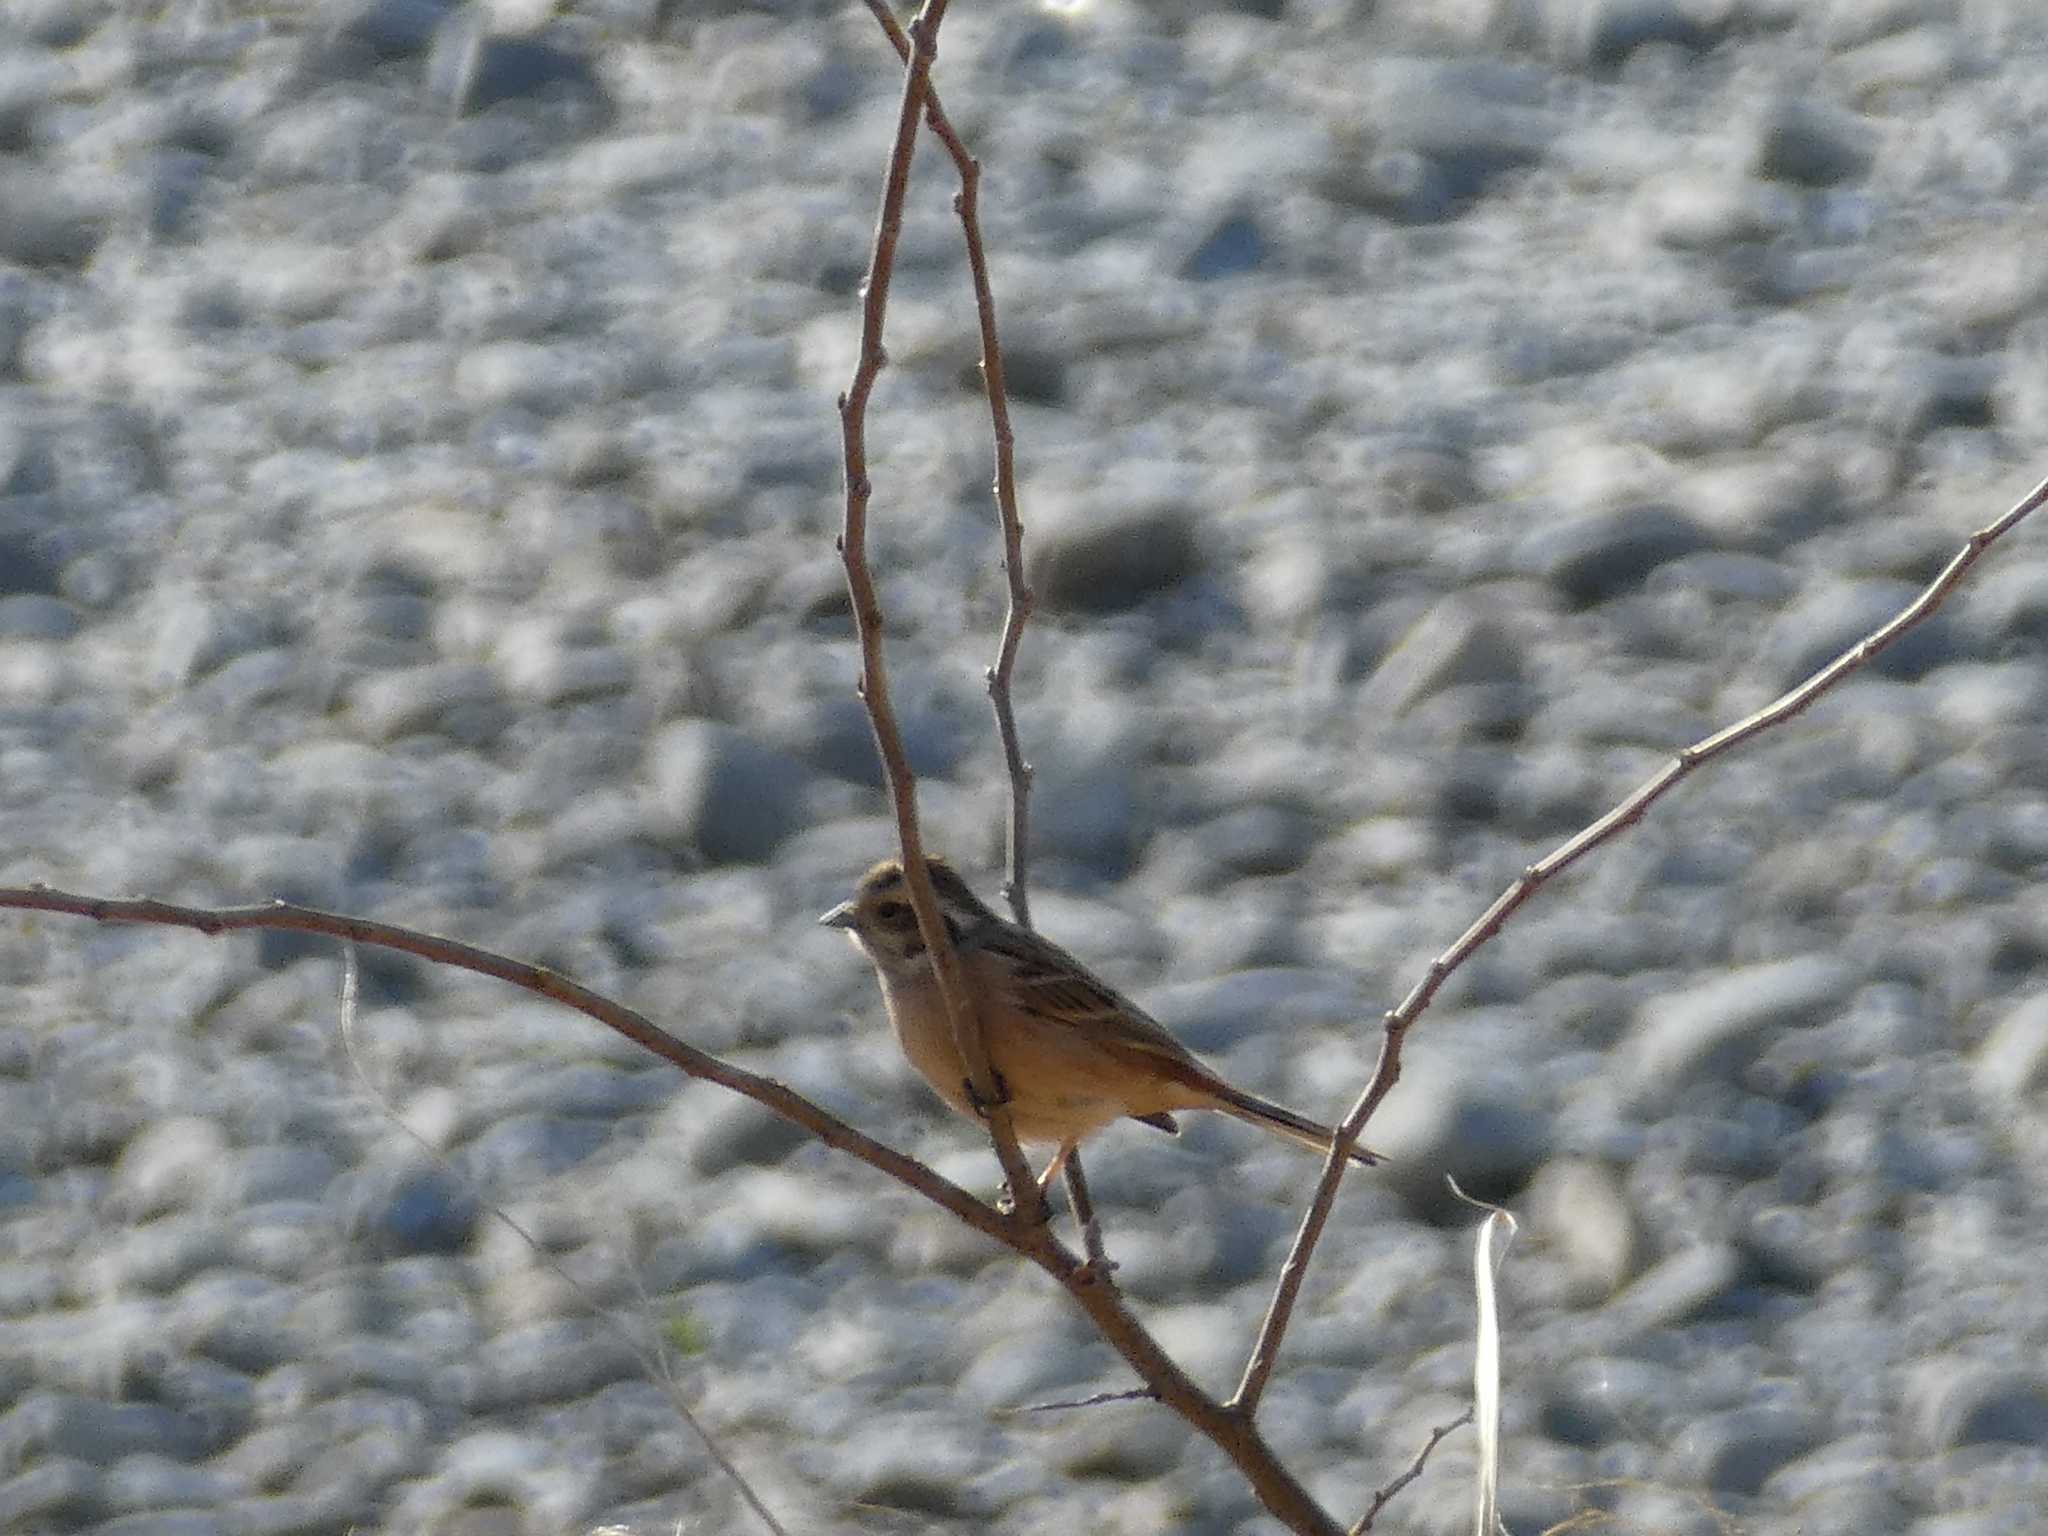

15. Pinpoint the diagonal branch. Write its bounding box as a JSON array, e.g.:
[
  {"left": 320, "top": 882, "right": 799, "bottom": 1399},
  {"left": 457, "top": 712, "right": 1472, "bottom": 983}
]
[
  {"left": 1234, "top": 468, "right": 2048, "bottom": 1418},
  {"left": 0, "top": 883, "right": 1342, "bottom": 1534},
  {"left": 1352, "top": 1408, "right": 1472, "bottom": 1534},
  {"left": 2, "top": 887, "right": 1020, "bottom": 1241},
  {"left": 834, "top": 0, "right": 1038, "bottom": 1209}
]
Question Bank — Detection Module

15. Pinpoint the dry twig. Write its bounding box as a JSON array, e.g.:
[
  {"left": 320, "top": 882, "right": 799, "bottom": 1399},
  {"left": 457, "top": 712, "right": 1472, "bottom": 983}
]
[
  {"left": 1352, "top": 1408, "right": 1474, "bottom": 1535},
  {"left": 861, "top": 0, "right": 1038, "bottom": 929},
  {"left": 834, "top": 0, "right": 1038, "bottom": 1209},
  {"left": 1017, "top": 1386, "right": 1160, "bottom": 1414},
  {"left": 1233, "top": 468, "right": 2048, "bottom": 1418}
]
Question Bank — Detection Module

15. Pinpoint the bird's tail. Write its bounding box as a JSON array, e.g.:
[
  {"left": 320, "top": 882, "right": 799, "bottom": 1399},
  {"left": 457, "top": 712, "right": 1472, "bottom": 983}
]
[{"left": 1212, "top": 1085, "right": 1380, "bottom": 1167}]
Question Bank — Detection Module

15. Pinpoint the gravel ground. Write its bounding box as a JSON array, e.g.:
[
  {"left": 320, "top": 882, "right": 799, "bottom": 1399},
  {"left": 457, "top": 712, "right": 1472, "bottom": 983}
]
[{"left": 1, "top": 0, "right": 2046, "bottom": 1532}]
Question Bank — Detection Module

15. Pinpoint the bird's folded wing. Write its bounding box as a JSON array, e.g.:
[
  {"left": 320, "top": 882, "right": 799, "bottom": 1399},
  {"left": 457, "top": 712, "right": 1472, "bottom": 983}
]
[{"left": 990, "top": 930, "right": 1212, "bottom": 1077}]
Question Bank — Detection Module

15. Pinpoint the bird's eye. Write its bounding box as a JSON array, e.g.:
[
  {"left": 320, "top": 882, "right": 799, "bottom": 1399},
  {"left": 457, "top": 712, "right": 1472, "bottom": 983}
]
[{"left": 874, "top": 900, "right": 908, "bottom": 922}]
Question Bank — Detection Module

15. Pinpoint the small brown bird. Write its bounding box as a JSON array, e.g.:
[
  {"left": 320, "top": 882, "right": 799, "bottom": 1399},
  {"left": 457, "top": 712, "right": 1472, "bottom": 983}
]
[{"left": 821, "top": 857, "right": 1378, "bottom": 1190}]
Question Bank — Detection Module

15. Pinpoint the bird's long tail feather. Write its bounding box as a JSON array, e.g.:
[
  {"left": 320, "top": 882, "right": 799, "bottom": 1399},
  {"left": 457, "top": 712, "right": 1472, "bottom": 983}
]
[{"left": 1212, "top": 1086, "right": 1380, "bottom": 1166}]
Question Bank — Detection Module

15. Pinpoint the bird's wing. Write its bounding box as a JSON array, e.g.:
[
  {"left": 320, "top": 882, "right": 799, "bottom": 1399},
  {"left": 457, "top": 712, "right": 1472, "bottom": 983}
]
[{"left": 981, "top": 926, "right": 1217, "bottom": 1081}]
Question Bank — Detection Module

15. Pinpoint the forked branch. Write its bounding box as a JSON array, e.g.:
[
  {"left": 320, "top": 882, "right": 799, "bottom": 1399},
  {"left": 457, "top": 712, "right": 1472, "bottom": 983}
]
[
  {"left": 834, "top": 0, "right": 1038, "bottom": 1208},
  {"left": 862, "top": 0, "right": 1038, "bottom": 930}
]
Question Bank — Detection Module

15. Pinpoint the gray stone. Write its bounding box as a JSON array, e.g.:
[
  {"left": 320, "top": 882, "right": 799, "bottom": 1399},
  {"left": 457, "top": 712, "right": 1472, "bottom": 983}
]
[
  {"left": 1974, "top": 993, "right": 2048, "bottom": 1102},
  {"left": 494, "top": 628, "right": 633, "bottom": 706},
  {"left": 956, "top": 1332, "right": 1094, "bottom": 1410},
  {"left": 1604, "top": 1242, "right": 1746, "bottom": 1334},
  {"left": 0, "top": 592, "right": 76, "bottom": 638},
  {"left": 768, "top": 690, "right": 961, "bottom": 788},
  {"left": 0, "top": 515, "right": 58, "bottom": 596},
  {"left": 1635, "top": 171, "right": 1792, "bottom": 252},
  {"left": 0, "top": 168, "right": 106, "bottom": 269},
  {"left": 347, "top": 662, "right": 512, "bottom": 746},
  {"left": 79, "top": 1218, "right": 231, "bottom": 1296},
  {"left": 1526, "top": 1157, "right": 1636, "bottom": 1302},
  {"left": 646, "top": 719, "right": 811, "bottom": 865},
  {"left": 1145, "top": 968, "right": 1364, "bottom": 1054},
  {"left": 0, "top": 1458, "right": 97, "bottom": 1529},
  {"left": 1358, "top": 595, "right": 1524, "bottom": 720},
  {"left": 428, "top": 15, "right": 609, "bottom": 117},
  {"left": 92, "top": 1512, "right": 227, "bottom": 1536},
  {"left": 111, "top": 1118, "right": 232, "bottom": 1220},
  {"left": 338, "top": 1162, "right": 479, "bottom": 1257},
  {"left": 102, "top": 1453, "right": 238, "bottom": 1513},
  {"left": 1364, "top": 1038, "right": 1555, "bottom": 1213},
  {"left": 1627, "top": 957, "right": 1853, "bottom": 1106},
  {"left": 1675, "top": 1404, "right": 1821, "bottom": 1495},
  {"left": 219, "top": 1489, "right": 373, "bottom": 1536},
  {"left": 6, "top": 1392, "right": 216, "bottom": 1466},
  {"left": 1542, "top": 1355, "right": 1689, "bottom": 1446},
  {"left": 1027, "top": 504, "right": 1203, "bottom": 614},
  {"left": 1516, "top": 503, "right": 1714, "bottom": 607},
  {"left": 1192, "top": 802, "right": 1316, "bottom": 877},
  {"left": 1676, "top": 458, "right": 1840, "bottom": 548},
  {"left": 457, "top": 1113, "right": 614, "bottom": 1184},
  {"left": 1544, "top": 0, "right": 1727, "bottom": 66},
  {"left": 1752, "top": 98, "right": 1874, "bottom": 187},
  {"left": 1917, "top": 1367, "right": 2048, "bottom": 1452},
  {"left": 444, "top": 1322, "right": 643, "bottom": 1414},
  {"left": 333, "top": 0, "right": 454, "bottom": 60},
  {"left": 1179, "top": 208, "right": 1267, "bottom": 281},
  {"left": 668, "top": 1085, "right": 809, "bottom": 1177},
  {"left": 1354, "top": 59, "right": 1551, "bottom": 211},
  {"left": 149, "top": 595, "right": 283, "bottom": 689},
  {"left": 1742, "top": 1202, "right": 1836, "bottom": 1291},
  {"left": 830, "top": 1411, "right": 991, "bottom": 1517},
  {"left": 1048, "top": 1408, "right": 1183, "bottom": 1481},
  {"left": 1031, "top": 762, "right": 1141, "bottom": 879}
]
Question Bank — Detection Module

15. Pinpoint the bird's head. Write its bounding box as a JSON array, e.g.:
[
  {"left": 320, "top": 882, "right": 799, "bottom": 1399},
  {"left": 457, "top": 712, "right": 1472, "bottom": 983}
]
[{"left": 819, "top": 856, "right": 995, "bottom": 976}]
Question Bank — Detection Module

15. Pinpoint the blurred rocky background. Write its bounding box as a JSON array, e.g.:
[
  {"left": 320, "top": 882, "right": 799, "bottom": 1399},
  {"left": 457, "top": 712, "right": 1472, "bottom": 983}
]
[{"left": 0, "top": 0, "right": 2043, "bottom": 1531}]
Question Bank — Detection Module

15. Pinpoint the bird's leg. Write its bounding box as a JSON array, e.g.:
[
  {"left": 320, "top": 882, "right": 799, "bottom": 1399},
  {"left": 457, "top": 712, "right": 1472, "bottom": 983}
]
[
  {"left": 1035, "top": 1141, "right": 1071, "bottom": 1192},
  {"left": 966, "top": 1072, "right": 1043, "bottom": 1221},
  {"left": 1058, "top": 1147, "right": 1115, "bottom": 1282}
]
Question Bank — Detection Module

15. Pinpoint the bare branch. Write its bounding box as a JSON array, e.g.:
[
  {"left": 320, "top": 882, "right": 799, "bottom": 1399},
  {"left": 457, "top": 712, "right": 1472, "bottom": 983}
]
[
  {"left": 0, "top": 881, "right": 1339, "bottom": 1531},
  {"left": 1235, "top": 468, "right": 2048, "bottom": 1414},
  {"left": 1016, "top": 1386, "right": 1160, "bottom": 1414},
  {"left": 1351, "top": 1408, "right": 1473, "bottom": 1535},
  {"left": 835, "top": 0, "right": 1038, "bottom": 1207},
  {"left": 863, "top": 0, "right": 1038, "bottom": 927},
  {"left": 1, "top": 886, "right": 1021, "bottom": 1242}
]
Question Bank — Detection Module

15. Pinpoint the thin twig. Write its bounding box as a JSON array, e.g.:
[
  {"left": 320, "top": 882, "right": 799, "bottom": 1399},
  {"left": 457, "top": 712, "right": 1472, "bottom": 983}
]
[
  {"left": 1233, "top": 468, "right": 2048, "bottom": 1416},
  {"left": 1351, "top": 1408, "right": 1473, "bottom": 1535},
  {"left": 1016, "top": 1386, "right": 1160, "bottom": 1414},
  {"left": 834, "top": 0, "right": 1038, "bottom": 1209},
  {"left": 334, "top": 946, "right": 790, "bottom": 1536},
  {"left": 863, "top": 0, "right": 1037, "bottom": 928}
]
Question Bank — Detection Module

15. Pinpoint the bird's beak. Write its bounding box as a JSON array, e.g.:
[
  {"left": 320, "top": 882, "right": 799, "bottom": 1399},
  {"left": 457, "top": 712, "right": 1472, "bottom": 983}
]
[{"left": 818, "top": 901, "right": 857, "bottom": 930}]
